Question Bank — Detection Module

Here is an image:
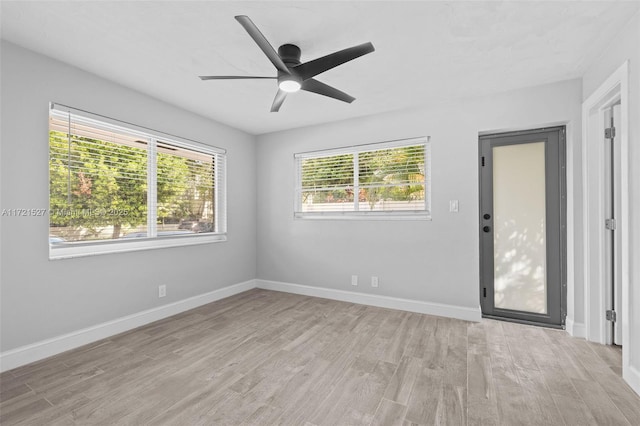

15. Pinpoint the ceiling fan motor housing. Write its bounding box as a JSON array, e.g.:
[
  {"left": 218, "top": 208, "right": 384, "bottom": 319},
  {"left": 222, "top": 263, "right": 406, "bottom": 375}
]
[
  {"left": 277, "top": 44, "right": 303, "bottom": 87},
  {"left": 278, "top": 44, "right": 301, "bottom": 66}
]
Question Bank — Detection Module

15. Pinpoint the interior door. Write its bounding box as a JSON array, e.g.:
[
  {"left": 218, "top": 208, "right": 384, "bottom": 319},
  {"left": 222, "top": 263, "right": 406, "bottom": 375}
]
[{"left": 479, "top": 127, "right": 566, "bottom": 327}]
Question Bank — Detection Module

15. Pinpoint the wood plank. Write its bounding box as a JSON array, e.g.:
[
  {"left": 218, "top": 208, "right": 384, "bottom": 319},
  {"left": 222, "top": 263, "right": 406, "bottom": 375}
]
[
  {"left": 467, "top": 352, "right": 499, "bottom": 425},
  {"left": 539, "top": 365, "right": 579, "bottom": 398},
  {"left": 404, "top": 363, "right": 443, "bottom": 424},
  {"left": 439, "top": 384, "right": 466, "bottom": 425},
  {"left": 403, "top": 315, "right": 435, "bottom": 358},
  {"left": 0, "top": 374, "right": 32, "bottom": 404},
  {"left": 371, "top": 398, "right": 406, "bottom": 426},
  {"left": 571, "top": 378, "right": 632, "bottom": 425},
  {"left": 590, "top": 370, "right": 640, "bottom": 424},
  {"left": 0, "top": 391, "right": 52, "bottom": 425},
  {"left": 489, "top": 343, "right": 520, "bottom": 388},
  {"left": 383, "top": 355, "right": 421, "bottom": 405},
  {"left": 494, "top": 383, "right": 532, "bottom": 426},
  {"left": 552, "top": 393, "right": 600, "bottom": 426},
  {"left": 516, "top": 366, "right": 565, "bottom": 426}
]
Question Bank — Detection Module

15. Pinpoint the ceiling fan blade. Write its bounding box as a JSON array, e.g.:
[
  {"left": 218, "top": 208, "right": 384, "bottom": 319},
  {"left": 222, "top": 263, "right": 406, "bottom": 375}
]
[
  {"left": 301, "top": 79, "right": 355, "bottom": 103},
  {"left": 235, "top": 15, "right": 290, "bottom": 75},
  {"left": 294, "top": 42, "right": 374, "bottom": 81},
  {"left": 271, "top": 89, "right": 287, "bottom": 112},
  {"left": 199, "top": 76, "right": 276, "bottom": 80}
]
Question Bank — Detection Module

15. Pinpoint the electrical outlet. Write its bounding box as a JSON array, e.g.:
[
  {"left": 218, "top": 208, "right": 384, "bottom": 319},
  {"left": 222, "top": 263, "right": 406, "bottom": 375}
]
[
  {"left": 351, "top": 275, "right": 358, "bottom": 286},
  {"left": 371, "top": 276, "right": 379, "bottom": 288},
  {"left": 158, "top": 284, "right": 166, "bottom": 298},
  {"left": 449, "top": 200, "right": 459, "bottom": 212}
]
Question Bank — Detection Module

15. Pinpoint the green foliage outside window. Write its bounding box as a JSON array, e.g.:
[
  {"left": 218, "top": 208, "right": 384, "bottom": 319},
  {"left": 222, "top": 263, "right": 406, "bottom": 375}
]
[
  {"left": 358, "top": 145, "right": 425, "bottom": 208},
  {"left": 49, "top": 130, "right": 214, "bottom": 241},
  {"left": 299, "top": 144, "right": 426, "bottom": 211},
  {"left": 301, "top": 154, "right": 353, "bottom": 204}
]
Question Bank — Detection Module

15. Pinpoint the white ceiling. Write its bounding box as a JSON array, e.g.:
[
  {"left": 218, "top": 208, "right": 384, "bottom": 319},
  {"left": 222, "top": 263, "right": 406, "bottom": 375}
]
[{"left": 2, "top": 1, "right": 639, "bottom": 135}]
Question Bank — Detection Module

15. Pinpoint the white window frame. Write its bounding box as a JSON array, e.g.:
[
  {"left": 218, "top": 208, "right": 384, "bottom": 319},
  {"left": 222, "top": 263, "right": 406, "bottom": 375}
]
[
  {"left": 294, "top": 136, "right": 431, "bottom": 220},
  {"left": 49, "top": 103, "right": 227, "bottom": 260}
]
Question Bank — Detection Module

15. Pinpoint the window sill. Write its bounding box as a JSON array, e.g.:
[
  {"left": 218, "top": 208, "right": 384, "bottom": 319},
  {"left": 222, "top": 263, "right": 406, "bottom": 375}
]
[
  {"left": 49, "top": 233, "right": 227, "bottom": 260},
  {"left": 294, "top": 212, "right": 431, "bottom": 221}
]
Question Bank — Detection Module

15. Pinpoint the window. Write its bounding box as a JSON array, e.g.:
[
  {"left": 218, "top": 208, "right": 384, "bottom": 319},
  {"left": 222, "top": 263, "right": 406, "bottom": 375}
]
[
  {"left": 294, "top": 137, "right": 431, "bottom": 219},
  {"left": 49, "top": 103, "right": 226, "bottom": 259}
]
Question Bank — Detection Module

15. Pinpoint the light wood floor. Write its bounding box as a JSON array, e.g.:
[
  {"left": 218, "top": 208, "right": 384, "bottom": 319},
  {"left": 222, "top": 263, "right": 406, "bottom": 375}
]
[{"left": 1, "top": 289, "right": 639, "bottom": 425}]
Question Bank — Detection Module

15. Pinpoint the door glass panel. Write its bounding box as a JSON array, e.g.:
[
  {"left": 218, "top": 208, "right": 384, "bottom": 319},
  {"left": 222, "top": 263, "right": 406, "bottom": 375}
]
[{"left": 492, "top": 142, "right": 547, "bottom": 314}]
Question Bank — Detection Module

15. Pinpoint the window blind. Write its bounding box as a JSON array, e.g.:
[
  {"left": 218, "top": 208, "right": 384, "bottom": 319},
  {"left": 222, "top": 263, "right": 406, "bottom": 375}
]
[
  {"left": 49, "top": 103, "right": 226, "bottom": 257},
  {"left": 294, "top": 137, "right": 431, "bottom": 219}
]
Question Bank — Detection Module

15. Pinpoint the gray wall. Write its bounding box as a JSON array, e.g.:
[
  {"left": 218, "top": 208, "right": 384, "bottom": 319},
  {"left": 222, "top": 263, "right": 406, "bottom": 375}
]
[
  {"left": 256, "top": 79, "right": 583, "bottom": 316},
  {"left": 582, "top": 10, "right": 640, "bottom": 389},
  {"left": 0, "top": 41, "right": 257, "bottom": 352}
]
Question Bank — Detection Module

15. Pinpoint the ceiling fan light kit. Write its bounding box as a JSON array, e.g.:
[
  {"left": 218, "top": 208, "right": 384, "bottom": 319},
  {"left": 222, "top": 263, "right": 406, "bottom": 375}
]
[
  {"left": 199, "top": 15, "right": 375, "bottom": 112},
  {"left": 279, "top": 80, "right": 301, "bottom": 93}
]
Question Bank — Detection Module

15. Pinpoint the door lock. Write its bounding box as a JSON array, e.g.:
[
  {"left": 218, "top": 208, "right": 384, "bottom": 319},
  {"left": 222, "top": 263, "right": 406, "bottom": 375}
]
[
  {"left": 483, "top": 226, "right": 491, "bottom": 233},
  {"left": 483, "top": 214, "right": 491, "bottom": 220}
]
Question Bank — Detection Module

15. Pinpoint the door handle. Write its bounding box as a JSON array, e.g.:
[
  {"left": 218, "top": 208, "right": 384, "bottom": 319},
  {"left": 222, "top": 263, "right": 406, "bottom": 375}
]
[
  {"left": 483, "top": 226, "right": 491, "bottom": 233},
  {"left": 483, "top": 213, "right": 491, "bottom": 220}
]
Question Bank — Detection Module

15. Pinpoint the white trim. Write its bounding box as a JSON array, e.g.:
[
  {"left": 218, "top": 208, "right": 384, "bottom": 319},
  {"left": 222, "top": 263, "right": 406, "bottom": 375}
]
[
  {"left": 565, "top": 318, "right": 586, "bottom": 339},
  {"left": 50, "top": 233, "right": 227, "bottom": 260},
  {"left": 566, "top": 121, "right": 576, "bottom": 338},
  {"left": 294, "top": 212, "right": 431, "bottom": 221},
  {"left": 626, "top": 365, "right": 640, "bottom": 396},
  {"left": 147, "top": 138, "right": 158, "bottom": 238},
  {"left": 581, "top": 61, "right": 632, "bottom": 388},
  {"left": 256, "top": 279, "right": 482, "bottom": 322},
  {"left": 0, "top": 279, "right": 256, "bottom": 372}
]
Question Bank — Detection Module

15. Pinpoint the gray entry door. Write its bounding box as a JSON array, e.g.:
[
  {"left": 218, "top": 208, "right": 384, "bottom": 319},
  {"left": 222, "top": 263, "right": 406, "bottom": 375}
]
[{"left": 479, "top": 127, "right": 566, "bottom": 327}]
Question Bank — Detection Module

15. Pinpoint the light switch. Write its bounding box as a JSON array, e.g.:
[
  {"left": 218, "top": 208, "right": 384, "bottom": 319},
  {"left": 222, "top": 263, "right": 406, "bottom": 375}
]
[{"left": 449, "top": 200, "right": 459, "bottom": 212}]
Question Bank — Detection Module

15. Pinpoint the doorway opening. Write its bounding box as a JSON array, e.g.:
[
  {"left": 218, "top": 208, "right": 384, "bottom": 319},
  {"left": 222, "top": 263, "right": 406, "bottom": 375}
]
[
  {"left": 479, "top": 127, "right": 566, "bottom": 328},
  {"left": 582, "top": 61, "right": 629, "bottom": 356}
]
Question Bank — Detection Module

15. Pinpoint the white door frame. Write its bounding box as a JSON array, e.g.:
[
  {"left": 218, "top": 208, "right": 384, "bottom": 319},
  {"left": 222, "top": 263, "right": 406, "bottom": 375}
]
[{"left": 581, "top": 60, "right": 630, "bottom": 370}]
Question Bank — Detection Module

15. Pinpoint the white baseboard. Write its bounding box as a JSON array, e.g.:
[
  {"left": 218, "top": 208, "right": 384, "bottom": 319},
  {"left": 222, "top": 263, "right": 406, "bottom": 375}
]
[
  {"left": 0, "top": 279, "right": 257, "bottom": 373},
  {"left": 565, "top": 318, "right": 586, "bottom": 338},
  {"left": 256, "top": 279, "right": 481, "bottom": 322},
  {"left": 625, "top": 365, "right": 640, "bottom": 397}
]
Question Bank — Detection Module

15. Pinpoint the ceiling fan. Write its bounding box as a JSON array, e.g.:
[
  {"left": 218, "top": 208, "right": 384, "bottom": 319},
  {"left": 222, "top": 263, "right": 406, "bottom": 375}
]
[{"left": 199, "top": 15, "right": 375, "bottom": 112}]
